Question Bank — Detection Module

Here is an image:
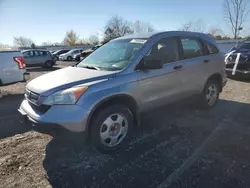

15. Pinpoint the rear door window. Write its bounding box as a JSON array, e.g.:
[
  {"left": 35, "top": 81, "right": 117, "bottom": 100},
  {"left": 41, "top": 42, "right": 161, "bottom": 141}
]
[
  {"left": 34, "top": 51, "right": 41, "bottom": 56},
  {"left": 180, "top": 38, "right": 204, "bottom": 59},
  {"left": 42, "top": 51, "right": 48, "bottom": 56}
]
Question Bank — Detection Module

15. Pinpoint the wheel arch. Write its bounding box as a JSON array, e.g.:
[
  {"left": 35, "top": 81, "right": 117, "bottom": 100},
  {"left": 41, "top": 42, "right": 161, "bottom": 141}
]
[
  {"left": 86, "top": 94, "right": 140, "bottom": 136},
  {"left": 205, "top": 73, "right": 223, "bottom": 92}
]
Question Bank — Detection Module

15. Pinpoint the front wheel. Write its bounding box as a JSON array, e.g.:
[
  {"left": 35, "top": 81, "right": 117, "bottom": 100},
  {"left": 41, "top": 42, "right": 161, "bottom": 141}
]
[
  {"left": 200, "top": 79, "right": 220, "bottom": 108},
  {"left": 91, "top": 105, "right": 133, "bottom": 152},
  {"left": 67, "top": 56, "right": 73, "bottom": 61}
]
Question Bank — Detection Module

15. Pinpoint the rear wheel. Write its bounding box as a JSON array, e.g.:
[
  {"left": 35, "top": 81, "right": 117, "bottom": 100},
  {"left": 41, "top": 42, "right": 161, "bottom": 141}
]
[
  {"left": 44, "top": 60, "right": 53, "bottom": 68},
  {"left": 91, "top": 105, "right": 133, "bottom": 152},
  {"left": 200, "top": 79, "right": 220, "bottom": 108}
]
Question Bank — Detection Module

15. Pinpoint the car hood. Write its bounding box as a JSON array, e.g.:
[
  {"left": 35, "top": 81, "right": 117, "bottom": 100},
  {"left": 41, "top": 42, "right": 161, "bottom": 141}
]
[
  {"left": 26, "top": 66, "right": 117, "bottom": 96},
  {"left": 234, "top": 48, "right": 250, "bottom": 55}
]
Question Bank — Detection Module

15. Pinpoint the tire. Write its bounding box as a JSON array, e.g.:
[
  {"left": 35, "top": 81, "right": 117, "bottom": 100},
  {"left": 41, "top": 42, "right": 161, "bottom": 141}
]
[
  {"left": 44, "top": 60, "right": 53, "bottom": 68},
  {"left": 67, "top": 56, "right": 73, "bottom": 61},
  {"left": 200, "top": 79, "right": 220, "bottom": 109},
  {"left": 91, "top": 105, "right": 134, "bottom": 152}
]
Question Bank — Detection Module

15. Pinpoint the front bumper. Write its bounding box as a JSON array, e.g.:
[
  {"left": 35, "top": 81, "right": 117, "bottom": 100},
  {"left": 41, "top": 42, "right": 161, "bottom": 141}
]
[
  {"left": 225, "top": 68, "right": 250, "bottom": 78},
  {"left": 59, "top": 56, "right": 67, "bottom": 61},
  {"left": 73, "top": 56, "right": 80, "bottom": 61},
  {"left": 18, "top": 99, "right": 89, "bottom": 132}
]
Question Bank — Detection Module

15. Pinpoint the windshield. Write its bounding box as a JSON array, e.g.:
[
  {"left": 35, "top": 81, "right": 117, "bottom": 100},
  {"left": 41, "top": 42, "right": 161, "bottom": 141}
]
[
  {"left": 53, "top": 50, "right": 61, "bottom": 54},
  {"left": 77, "top": 39, "right": 147, "bottom": 71},
  {"left": 67, "top": 49, "right": 78, "bottom": 53},
  {"left": 237, "top": 41, "right": 250, "bottom": 49}
]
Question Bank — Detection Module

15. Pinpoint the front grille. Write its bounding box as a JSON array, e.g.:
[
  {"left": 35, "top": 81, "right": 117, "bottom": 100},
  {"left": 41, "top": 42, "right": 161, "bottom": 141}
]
[
  {"left": 228, "top": 54, "right": 249, "bottom": 62},
  {"left": 226, "top": 54, "right": 250, "bottom": 70},
  {"left": 28, "top": 101, "right": 51, "bottom": 114},
  {"left": 25, "top": 89, "right": 51, "bottom": 114},
  {"left": 25, "top": 89, "right": 39, "bottom": 103},
  {"left": 226, "top": 62, "right": 250, "bottom": 70}
]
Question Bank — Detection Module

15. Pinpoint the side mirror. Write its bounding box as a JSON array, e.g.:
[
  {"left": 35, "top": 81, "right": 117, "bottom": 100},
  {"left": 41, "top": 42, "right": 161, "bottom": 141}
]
[{"left": 143, "top": 59, "right": 163, "bottom": 70}]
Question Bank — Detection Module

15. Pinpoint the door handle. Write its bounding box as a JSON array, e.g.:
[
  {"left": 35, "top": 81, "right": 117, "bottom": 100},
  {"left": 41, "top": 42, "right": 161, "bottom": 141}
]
[
  {"left": 173, "top": 65, "right": 183, "bottom": 70},
  {"left": 204, "top": 59, "right": 210, "bottom": 63}
]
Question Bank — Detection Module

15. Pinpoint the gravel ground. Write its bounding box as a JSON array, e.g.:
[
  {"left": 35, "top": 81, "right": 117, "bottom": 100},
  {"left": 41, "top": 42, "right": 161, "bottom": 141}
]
[{"left": 0, "top": 64, "right": 250, "bottom": 188}]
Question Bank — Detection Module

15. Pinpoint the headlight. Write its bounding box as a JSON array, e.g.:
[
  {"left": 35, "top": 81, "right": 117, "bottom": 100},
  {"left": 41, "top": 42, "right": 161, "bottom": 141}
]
[{"left": 43, "top": 86, "right": 88, "bottom": 105}]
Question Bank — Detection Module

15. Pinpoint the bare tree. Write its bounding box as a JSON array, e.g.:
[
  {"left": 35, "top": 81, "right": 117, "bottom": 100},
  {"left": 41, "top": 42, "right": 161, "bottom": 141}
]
[
  {"left": 13, "top": 36, "right": 34, "bottom": 47},
  {"left": 208, "top": 27, "right": 219, "bottom": 36},
  {"left": 180, "top": 21, "right": 193, "bottom": 31},
  {"left": 224, "top": 0, "right": 250, "bottom": 39},
  {"left": 103, "top": 16, "right": 133, "bottom": 43},
  {"left": 180, "top": 20, "right": 205, "bottom": 32},
  {"left": 87, "top": 35, "right": 99, "bottom": 45},
  {"left": 193, "top": 20, "right": 206, "bottom": 33},
  {"left": 133, "top": 20, "right": 154, "bottom": 33},
  {"left": 63, "top": 30, "right": 79, "bottom": 46}
]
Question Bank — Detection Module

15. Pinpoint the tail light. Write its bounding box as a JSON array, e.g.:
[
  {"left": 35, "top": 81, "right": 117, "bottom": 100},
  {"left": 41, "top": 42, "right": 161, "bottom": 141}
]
[{"left": 13, "top": 56, "right": 26, "bottom": 69}]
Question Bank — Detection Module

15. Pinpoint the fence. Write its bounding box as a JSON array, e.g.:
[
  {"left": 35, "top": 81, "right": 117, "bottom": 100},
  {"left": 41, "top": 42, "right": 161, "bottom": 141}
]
[{"left": 9, "top": 40, "right": 244, "bottom": 53}]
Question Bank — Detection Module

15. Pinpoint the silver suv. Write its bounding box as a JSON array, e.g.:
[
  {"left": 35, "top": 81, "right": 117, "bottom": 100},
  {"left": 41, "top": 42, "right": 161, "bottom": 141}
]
[
  {"left": 22, "top": 49, "right": 55, "bottom": 68},
  {"left": 19, "top": 31, "right": 227, "bottom": 151}
]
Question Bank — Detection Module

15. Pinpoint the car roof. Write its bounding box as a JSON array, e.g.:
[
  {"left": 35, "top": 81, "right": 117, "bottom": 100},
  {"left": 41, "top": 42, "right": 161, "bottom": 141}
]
[{"left": 113, "top": 31, "right": 215, "bottom": 44}]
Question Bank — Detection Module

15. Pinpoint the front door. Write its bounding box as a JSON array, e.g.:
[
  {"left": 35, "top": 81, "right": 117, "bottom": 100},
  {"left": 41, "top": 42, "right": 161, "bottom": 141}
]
[
  {"left": 23, "top": 50, "right": 41, "bottom": 66},
  {"left": 137, "top": 37, "right": 186, "bottom": 112}
]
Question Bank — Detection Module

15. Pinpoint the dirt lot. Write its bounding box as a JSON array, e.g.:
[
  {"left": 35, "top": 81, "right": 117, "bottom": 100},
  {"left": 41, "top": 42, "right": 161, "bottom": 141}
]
[{"left": 0, "top": 62, "right": 250, "bottom": 188}]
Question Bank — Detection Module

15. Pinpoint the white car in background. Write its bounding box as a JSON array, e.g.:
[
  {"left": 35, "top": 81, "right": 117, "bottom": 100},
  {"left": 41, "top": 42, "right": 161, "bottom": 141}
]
[
  {"left": 59, "top": 49, "right": 84, "bottom": 61},
  {"left": 0, "top": 50, "right": 30, "bottom": 85}
]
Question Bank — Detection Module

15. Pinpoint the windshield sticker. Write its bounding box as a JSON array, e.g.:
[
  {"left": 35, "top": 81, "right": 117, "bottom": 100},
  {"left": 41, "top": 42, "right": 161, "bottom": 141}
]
[{"left": 130, "top": 39, "right": 147, "bottom": 44}]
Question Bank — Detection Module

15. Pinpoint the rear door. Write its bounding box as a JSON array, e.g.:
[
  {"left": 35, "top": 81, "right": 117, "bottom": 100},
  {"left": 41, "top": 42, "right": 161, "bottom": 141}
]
[
  {"left": 33, "top": 50, "right": 44, "bottom": 65},
  {"left": 41, "top": 51, "right": 51, "bottom": 62},
  {"left": 178, "top": 37, "right": 209, "bottom": 95}
]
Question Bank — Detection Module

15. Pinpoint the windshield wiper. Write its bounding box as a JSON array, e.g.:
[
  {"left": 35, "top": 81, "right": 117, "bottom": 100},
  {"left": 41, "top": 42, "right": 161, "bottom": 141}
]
[{"left": 81, "top": 65, "right": 100, "bottom": 70}]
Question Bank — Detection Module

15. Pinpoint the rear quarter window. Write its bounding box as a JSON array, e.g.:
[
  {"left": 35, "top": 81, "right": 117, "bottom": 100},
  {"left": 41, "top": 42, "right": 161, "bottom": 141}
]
[{"left": 206, "top": 42, "right": 219, "bottom": 54}]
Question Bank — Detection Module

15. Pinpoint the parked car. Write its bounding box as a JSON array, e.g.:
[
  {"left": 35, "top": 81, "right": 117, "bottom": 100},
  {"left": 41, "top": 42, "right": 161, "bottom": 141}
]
[
  {"left": 79, "top": 45, "right": 102, "bottom": 61},
  {"left": 225, "top": 40, "right": 250, "bottom": 78},
  {"left": 59, "top": 49, "right": 84, "bottom": 61},
  {"left": 18, "top": 31, "right": 227, "bottom": 152},
  {"left": 52, "top": 49, "right": 70, "bottom": 61},
  {"left": 22, "top": 49, "right": 55, "bottom": 68},
  {"left": 73, "top": 52, "right": 81, "bottom": 62},
  {"left": 0, "top": 50, "right": 30, "bottom": 85}
]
